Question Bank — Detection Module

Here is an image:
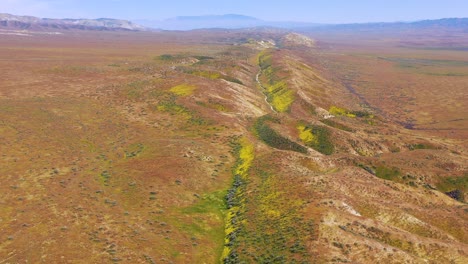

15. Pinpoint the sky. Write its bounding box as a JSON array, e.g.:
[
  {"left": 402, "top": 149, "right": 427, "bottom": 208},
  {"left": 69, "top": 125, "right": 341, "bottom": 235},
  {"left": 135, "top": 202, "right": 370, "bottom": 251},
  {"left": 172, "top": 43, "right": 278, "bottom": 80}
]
[{"left": 1, "top": 0, "right": 467, "bottom": 23}]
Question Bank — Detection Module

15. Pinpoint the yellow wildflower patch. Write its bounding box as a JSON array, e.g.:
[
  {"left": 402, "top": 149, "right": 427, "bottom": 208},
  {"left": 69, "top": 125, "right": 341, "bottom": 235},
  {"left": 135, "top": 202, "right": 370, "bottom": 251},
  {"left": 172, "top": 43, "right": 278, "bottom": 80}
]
[{"left": 169, "top": 84, "right": 196, "bottom": 96}]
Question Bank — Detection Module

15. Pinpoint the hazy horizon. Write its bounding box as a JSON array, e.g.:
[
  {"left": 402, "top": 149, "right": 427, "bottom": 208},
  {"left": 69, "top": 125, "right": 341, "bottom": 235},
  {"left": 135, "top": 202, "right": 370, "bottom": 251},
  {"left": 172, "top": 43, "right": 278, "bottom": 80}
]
[{"left": 2, "top": 0, "right": 467, "bottom": 24}]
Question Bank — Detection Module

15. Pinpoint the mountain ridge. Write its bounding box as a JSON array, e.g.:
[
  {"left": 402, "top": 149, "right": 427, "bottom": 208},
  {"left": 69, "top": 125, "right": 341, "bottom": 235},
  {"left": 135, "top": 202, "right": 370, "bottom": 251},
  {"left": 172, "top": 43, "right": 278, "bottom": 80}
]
[
  {"left": 1, "top": 12, "right": 467, "bottom": 32},
  {"left": 173, "top": 14, "right": 259, "bottom": 21},
  {"left": 134, "top": 14, "right": 320, "bottom": 30},
  {"left": 134, "top": 14, "right": 468, "bottom": 31},
  {"left": 0, "top": 13, "right": 145, "bottom": 31}
]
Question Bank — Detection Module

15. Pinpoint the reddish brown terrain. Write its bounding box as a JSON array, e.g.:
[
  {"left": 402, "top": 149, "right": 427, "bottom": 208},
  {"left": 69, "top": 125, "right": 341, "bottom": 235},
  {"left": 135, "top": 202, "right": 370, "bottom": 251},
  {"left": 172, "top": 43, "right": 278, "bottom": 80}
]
[{"left": 0, "top": 28, "right": 466, "bottom": 263}]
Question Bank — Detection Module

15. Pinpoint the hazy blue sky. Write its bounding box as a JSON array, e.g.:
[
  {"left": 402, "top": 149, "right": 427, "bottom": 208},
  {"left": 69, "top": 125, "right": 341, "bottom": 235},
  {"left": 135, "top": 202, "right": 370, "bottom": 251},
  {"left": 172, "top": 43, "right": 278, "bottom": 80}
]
[{"left": 2, "top": 0, "right": 467, "bottom": 23}]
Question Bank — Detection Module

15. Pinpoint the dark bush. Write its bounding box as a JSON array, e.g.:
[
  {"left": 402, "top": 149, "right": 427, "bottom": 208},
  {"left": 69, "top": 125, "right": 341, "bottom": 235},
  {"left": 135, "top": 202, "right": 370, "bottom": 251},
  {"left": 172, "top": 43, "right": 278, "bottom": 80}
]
[{"left": 254, "top": 116, "right": 307, "bottom": 154}]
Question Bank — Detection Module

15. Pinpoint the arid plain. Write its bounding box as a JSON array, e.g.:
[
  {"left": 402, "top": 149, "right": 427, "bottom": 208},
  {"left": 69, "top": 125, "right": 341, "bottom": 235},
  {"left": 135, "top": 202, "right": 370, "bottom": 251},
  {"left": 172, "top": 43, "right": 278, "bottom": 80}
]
[{"left": 0, "top": 28, "right": 467, "bottom": 263}]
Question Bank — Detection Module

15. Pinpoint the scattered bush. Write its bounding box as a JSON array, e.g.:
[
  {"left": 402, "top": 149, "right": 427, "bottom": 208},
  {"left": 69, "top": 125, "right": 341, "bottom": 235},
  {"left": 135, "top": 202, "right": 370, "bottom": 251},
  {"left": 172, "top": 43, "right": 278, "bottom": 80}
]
[
  {"left": 124, "top": 143, "right": 144, "bottom": 158},
  {"left": 358, "top": 163, "right": 376, "bottom": 175},
  {"left": 156, "top": 96, "right": 207, "bottom": 125},
  {"left": 100, "top": 170, "right": 111, "bottom": 186},
  {"left": 196, "top": 100, "right": 229, "bottom": 112}
]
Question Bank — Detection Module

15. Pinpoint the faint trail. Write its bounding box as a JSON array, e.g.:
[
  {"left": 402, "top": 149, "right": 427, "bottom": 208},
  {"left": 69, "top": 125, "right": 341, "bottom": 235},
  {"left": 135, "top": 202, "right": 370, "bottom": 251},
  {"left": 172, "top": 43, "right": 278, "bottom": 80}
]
[
  {"left": 256, "top": 70, "right": 277, "bottom": 113},
  {"left": 342, "top": 81, "right": 386, "bottom": 118}
]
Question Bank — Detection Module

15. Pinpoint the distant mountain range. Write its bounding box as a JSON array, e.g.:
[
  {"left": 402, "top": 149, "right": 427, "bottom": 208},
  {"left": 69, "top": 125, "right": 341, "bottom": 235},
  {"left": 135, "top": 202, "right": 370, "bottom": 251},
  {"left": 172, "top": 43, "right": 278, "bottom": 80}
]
[
  {"left": 134, "top": 14, "right": 320, "bottom": 30},
  {"left": 0, "top": 13, "right": 145, "bottom": 31},
  {"left": 303, "top": 17, "right": 468, "bottom": 33},
  {"left": 1, "top": 13, "right": 467, "bottom": 33},
  {"left": 135, "top": 14, "right": 468, "bottom": 31}
]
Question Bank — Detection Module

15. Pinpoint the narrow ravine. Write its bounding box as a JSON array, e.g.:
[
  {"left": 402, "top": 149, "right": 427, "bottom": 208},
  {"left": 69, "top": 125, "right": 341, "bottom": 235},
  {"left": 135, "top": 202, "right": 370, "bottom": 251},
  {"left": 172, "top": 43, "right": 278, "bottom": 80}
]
[{"left": 256, "top": 70, "right": 278, "bottom": 113}]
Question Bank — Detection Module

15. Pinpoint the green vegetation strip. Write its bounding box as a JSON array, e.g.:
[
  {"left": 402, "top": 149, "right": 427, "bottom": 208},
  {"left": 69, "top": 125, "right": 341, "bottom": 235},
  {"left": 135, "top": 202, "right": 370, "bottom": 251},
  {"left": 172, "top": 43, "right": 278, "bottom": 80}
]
[
  {"left": 222, "top": 137, "right": 254, "bottom": 263},
  {"left": 237, "top": 170, "right": 313, "bottom": 263},
  {"left": 222, "top": 137, "right": 314, "bottom": 263},
  {"left": 181, "top": 69, "right": 243, "bottom": 85},
  {"left": 254, "top": 115, "right": 307, "bottom": 154},
  {"left": 258, "top": 50, "right": 295, "bottom": 112},
  {"left": 329, "top": 106, "right": 374, "bottom": 119}
]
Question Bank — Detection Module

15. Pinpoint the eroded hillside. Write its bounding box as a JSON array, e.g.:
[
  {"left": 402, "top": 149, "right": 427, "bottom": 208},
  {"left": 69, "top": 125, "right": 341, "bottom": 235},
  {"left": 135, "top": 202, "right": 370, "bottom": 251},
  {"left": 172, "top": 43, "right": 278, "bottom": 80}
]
[{"left": 0, "top": 31, "right": 466, "bottom": 263}]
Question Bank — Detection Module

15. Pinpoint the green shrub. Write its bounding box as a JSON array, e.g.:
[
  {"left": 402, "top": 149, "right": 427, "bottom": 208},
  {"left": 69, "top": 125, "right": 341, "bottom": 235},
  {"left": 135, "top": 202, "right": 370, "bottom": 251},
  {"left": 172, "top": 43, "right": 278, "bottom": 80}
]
[
  {"left": 436, "top": 175, "right": 467, "bottom": 202},
  {"left": 254, "top": 116, "right": 307, "bottom": 154},
  {"left": 157, "top": 54, "right": 175, "bottom": 60},
  {"left": 329, "top": 106, "right": 374, "bottom": 119},
  {"left": 375, "top": 166, "right": 401, "bottom": 181},
  {"left": 297, "top": 123, "right": 334, "bottom": 155},
  {"left": 193, "top": 55, "right": 214, "bottom": 60},
  {"left": 408, "top": 143, "right": 437, "bottom": 150}
]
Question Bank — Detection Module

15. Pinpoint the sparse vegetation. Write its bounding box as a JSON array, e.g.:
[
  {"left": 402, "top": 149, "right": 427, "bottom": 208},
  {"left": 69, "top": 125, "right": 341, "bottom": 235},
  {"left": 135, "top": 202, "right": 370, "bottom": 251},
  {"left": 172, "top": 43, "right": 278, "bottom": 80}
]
[
  {"left": 100, "top": 170, "right": 111, "bottom": 186},
  {"left": 321, "top": 118, "right": 354, "bottom": 132},
  {"left": 156, "top": 54, "right": 178, "bottom": 61},
  {"left": 181, "top": 68, "right": 243, "bottom": 84},
  {"left": 155, "top": 93, "right": 207, "bottom": 125},
  {"left": 196, "top": 99, "right": 229, "bottom": 112},
  {"left": 124, "top": 80, "right": 149, "bottom": 99},
  {"left": 124, "top": 143, "right": 145, "bottom": 158}
]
